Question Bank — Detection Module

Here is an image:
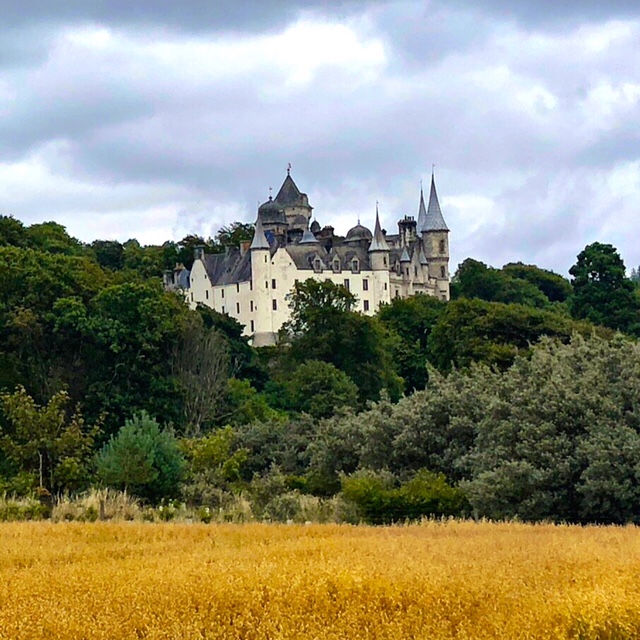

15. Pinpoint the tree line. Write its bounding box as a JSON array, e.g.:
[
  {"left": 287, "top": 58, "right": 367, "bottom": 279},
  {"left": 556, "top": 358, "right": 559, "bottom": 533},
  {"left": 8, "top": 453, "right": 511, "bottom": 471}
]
[{"left": 1, "top": 213, "right": 640, "bottom": 523}]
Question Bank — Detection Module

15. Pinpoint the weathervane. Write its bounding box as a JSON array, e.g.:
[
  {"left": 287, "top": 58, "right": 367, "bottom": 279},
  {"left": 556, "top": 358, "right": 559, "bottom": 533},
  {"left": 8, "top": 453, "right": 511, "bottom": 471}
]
[{"left": 268, "top": 186, "right": 273, "bottom": 199}]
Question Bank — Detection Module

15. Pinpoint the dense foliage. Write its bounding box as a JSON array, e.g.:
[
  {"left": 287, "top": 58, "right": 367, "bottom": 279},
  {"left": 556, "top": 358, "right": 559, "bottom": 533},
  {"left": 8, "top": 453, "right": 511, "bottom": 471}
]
[{"left": 2, "top": 213, "right": 640, "bottom": 523}]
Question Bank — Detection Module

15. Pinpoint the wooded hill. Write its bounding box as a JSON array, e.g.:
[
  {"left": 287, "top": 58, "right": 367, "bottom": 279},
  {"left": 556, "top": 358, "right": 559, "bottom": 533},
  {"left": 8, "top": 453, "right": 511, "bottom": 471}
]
[{"left": 2, "top": 214, "right": 640, "bottom": 524}]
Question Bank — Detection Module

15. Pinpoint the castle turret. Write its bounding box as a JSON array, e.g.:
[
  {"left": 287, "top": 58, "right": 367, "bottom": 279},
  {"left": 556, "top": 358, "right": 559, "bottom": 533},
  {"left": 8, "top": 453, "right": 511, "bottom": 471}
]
[
  {"left": 250, "top": 215, "right": 275, "bottom": 345},
  {"left": 420, "top": 173, "right": 450, "bottom": 300},
  {"left": 368, "top": 205, "right": 390, "bottom": 271}
]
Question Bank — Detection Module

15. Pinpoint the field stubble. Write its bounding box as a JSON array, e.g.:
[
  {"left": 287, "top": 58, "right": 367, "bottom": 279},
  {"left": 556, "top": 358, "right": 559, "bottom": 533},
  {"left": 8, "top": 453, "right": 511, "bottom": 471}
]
[{"left": 0, "top": 521, "right": 639, "bottom": 639}]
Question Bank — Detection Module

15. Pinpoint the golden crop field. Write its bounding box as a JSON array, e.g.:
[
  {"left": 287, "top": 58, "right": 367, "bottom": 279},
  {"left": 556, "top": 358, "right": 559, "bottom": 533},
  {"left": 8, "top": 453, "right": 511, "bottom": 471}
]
[{"left": 1, "top": 521, "right": 640, "bottom": 639}]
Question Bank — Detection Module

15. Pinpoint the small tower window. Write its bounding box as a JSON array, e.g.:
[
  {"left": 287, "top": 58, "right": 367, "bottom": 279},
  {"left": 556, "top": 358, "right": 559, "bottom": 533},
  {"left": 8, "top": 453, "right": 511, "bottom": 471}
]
[
  {"left": 363, "top": 300, "right": 370, "bottom": 312},
  {"left": 221, "top": 290, "right": 224, "bottom": 299},
  {"left": 439, "top": 239, "right": 445, "bottom": 254},
  {"left": 250, "top": 301, "right": 254, "bottom": 312},
  {"left": 272, "top": 279, "right": 276, "bottom": 289},
  {"left": 414, "top": 266, "right": 418, "bottom": 277},
  {"left": 363, "top": 279, "right": 369, "bottom": 291},
  {"left": 383, "top": 256, "right": 387, "bottom": 267},
  {"left": 236, "top": 283, "right": 240, "bottom": 293},
  {"left": 251, "top": 320, "right": 255, "bottom": 332},
  {"left": 272, "top": 299, "right": 278, "bottom": 311},
  {"left": 236, "top": 302, "right": 240, "bottom": 314},
  {"left": 440, "top": 266, "right": 446, "bottom": 278}
]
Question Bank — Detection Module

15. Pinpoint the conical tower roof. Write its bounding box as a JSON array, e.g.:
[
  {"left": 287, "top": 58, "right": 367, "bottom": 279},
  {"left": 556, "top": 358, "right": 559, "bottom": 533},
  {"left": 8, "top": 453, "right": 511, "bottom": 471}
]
[
  {"left": 299, "top": 227, "right": 319, "bottom": 244},
  {"left": 368, "top": 205, "right": 390, "bottom": 252},
  {"left": 423, "top": 173, "right": 449, "bottom": 232},
  {"left": 250, "top": 215, "right": 270, "bottom": 250},
  {"left": 417, "top": 186, "right": 428, "bottom": 232},
  {"left": 274, "top": 169, "right": 307, "bottom": 206},
  {"left": 400, "top": 247, "right": 411, "bottom": 262}
]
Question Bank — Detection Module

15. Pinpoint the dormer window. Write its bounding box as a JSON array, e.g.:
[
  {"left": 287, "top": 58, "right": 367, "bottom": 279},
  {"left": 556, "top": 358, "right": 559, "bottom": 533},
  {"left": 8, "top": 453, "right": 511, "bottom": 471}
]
[
  {"left": 332, "top": 258, "right": 341, "bottom": 273},
  {"left": 351, "top": 258, "right": 360, "bottom": 274},
  {"left": 313, "top": 258, "right": 323, "bottom": 273}
]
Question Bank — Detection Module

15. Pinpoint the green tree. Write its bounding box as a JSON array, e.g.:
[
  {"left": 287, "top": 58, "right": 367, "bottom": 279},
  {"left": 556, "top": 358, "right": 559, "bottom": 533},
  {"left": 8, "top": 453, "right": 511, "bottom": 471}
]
[
  {"left": 91, "top": 240, "right": 125, "bottom": 271},
  {"left": 214, "top": 222, "right": 255, "bottom": 249},
  {"left": 377, "top": 294, "right": 446, "bottom": 391},
  {"left": 284, "top": 279, "right": 403, "bottom": 403},
  {"left": 96, "top": 412, "right": 184, "bottom": 502},
  {"left": 427, "top": 297, "right": 600, "bottom": 372},
  {"left": 284, "top": 360, "right": 359, "bottom": 419},
  {"left": 0, "top": 386, "right": 100, "bottom": 493},
  {"left": 451, "top": 258, "right": 549, "bottom": 308},
  {"left": 0, "top": 215, "right": 28, "bottom": 247},
  {"left": 502, "top": 262, "right": 572, "bottom": 303},
  {"left": 569, "top": 242, "right": 640, "bottom": 335}
]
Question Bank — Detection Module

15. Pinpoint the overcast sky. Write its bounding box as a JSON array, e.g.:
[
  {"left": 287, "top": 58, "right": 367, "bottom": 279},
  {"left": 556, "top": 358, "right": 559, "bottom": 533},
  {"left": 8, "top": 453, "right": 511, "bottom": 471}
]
[{"left": 1, "top": 0, "right": 639, "bottom": 275}]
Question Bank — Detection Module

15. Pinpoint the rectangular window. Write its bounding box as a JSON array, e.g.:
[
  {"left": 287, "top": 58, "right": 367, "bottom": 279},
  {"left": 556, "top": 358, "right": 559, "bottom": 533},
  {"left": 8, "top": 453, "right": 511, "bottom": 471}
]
[
  {"left": 440, "top": 266, "right": 446, "bottom": 278},
  {"left": 363, "top": 279, "right": 369, "bottom": 291},
  {"left": 414, "top": 266, "right": 418, "bottom": 277},
  {"left": 250, "top": 301, "right": 254, "bottom": 312},
  {"left": 265, "top": 255, "right": 268, "bottom": 263},
  {"left": 250, "top": 281, "right": 253, "bottom": 291},
  {"left": 205, "top": 290, "right": 209, "bottom": 300},
  {"left": 343, "top": 279, "right": 350, "bottom": 291},
  {"left": 272, "top": 278, "right": 276, "bottom": 289},
  {"left": 364, "top": 300, "right": 370, "bottom": 312},
  {"left": 251, "top": 320, "right": 255, "bottom": 332},
  {"left": 190, "top": 292, "right": 193, "bottom": 301},
  {"left": 236, "top": 302, "right": 240, "bottom": 314},
  {"left": 222, "top": 305, "right": 225, "bottom": 314},
  {"left": 384, "top": 283, "right": 388, "bottom": 291},
  {"left": 236, "top": 283, "right": 240, "bottom": 293},
  {"left": 395, "top": 289, "right": 400, "bottom": 298},
  {"left": 272, "top": 299, "right": 277, "bottom": 311},
  {"left": 265, "top": 281, "right": 269, "bottom": 289},
  {"left": 221, "top": 289, "right": 224, "bottom": 299}
]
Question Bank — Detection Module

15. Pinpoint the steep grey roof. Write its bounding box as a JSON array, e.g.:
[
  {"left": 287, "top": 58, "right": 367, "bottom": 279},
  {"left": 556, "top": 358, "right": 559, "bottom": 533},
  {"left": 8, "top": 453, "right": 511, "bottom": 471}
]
[
  {"left": 202, "top": 249, "right": 252, "bottom": 286},
  {"left": 250, "top": 215, "right": 270, "bottom": 250},
  {"left": 423, "top": 175, "right": 449, "bottom": 232},
  {"left": 275, "top": 173, "right": 305, "bottom": 206},
  {"left": 400, "top": 246, "right": 411, "bottom": 262},
  {"left": 417, "top": 187, "right": 428, "bottom": 232},
  {"left": 368, "top": 206, "right": 390, "bottom": 252},
  {"left": 419, "top": 248, "right": 428, "bottom": 265},
  {"left": 285, "top": 243, "right": 371, "bottom": 270},
  {"left": 299, "top": 227, "right": 319, "bottom": 244}
]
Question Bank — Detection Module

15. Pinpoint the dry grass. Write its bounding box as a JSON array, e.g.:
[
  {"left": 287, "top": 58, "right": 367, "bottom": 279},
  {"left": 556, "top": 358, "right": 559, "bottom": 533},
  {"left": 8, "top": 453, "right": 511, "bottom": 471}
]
[{"left": 1, "top": 520, "right": 639, "bottom": 639}]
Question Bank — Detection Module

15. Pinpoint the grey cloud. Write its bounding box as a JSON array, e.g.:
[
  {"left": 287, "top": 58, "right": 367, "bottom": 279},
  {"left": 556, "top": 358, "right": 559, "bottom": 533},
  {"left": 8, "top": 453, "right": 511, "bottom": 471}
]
[
  {"left": 0, "top": 0, "right": 368, "bottom": 33},
  {"left": 445, "top": 0, "right": 640, "bottom": 26}
]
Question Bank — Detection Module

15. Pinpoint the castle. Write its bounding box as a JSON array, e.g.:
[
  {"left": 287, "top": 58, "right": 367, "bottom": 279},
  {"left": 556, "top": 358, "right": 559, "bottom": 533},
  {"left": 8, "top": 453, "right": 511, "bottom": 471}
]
[{"left": 173, "top": 169, "right": 450, "bottom": 346}]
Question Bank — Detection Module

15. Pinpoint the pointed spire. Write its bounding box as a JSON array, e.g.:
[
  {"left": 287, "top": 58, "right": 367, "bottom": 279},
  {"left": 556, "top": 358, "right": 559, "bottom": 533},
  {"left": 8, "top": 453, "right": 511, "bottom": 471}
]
[
  {"left": 400, "top": 246, "right": 411, "bottom": 262},
  {"left": 250, "top": 215, "right": 270, "bottom": 250},
  {"left": 423, "top": 172, "right": 449, "bottom": 232},
  {"left": 369, "top": 203, "right": 389, "bottom": 252},
  {"left": 417, "top": 183, "right": 428, "bottom": 233},
  {"left": 419, "top": 248, "right": 428, "bottom": 266}
]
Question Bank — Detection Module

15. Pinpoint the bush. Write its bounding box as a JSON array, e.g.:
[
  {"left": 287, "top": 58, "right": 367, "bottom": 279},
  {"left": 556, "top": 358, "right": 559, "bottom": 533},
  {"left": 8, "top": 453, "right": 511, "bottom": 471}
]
[
  {"left": 96, "top": 412, "right": 185, "bottom": 503},
  {"left": 341, "top": 469, "right": 468, "bottom": 524}
]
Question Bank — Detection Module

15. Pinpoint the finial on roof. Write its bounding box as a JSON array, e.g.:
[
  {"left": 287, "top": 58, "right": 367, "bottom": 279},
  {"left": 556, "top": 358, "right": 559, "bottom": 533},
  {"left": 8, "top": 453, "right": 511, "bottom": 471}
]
[
  {"left": 268, "top": 186, "right": 272, "bottom": 199},
  {"left": 287, "top": 162, "right": 292, "bottom": 175},
  {"left": 432, "top": 163, "right": 435, "bottom": 178}
]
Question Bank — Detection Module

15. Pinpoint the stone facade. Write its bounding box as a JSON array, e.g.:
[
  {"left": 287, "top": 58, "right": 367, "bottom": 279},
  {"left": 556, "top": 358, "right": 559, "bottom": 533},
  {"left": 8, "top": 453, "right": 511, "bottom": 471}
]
[{"left": 167, "top": 170, "right": 450, "bottom": 346}]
